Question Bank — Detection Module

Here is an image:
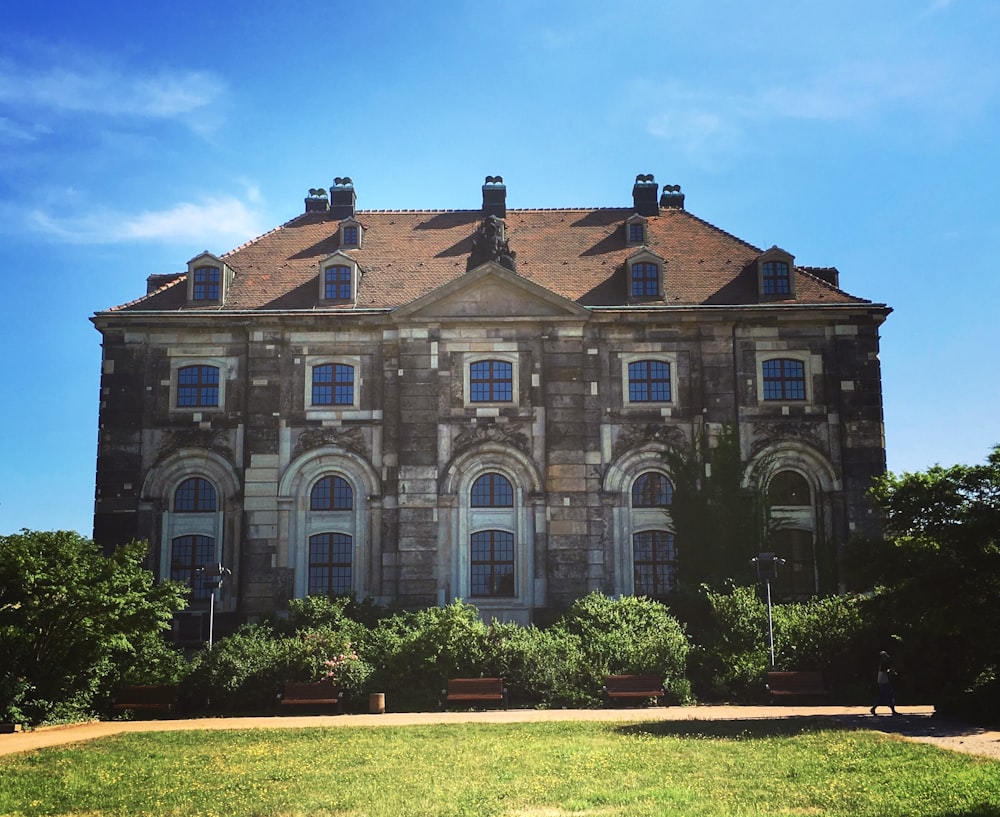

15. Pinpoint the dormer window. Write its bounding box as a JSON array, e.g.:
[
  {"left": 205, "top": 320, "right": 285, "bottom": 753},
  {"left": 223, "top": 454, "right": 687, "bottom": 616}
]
[
  {"left": 626, "top": 249, "right": 665, "bottom": 301},
  {"left": 757, "top": 247, "right": 796, "bottom": 300},
  {"left": 185, "top": 252, "right": 232, "bottom": 304},
  {"left": 339, "top": 218, "right": 363, "bottom": 249},
  {"left": 318, "top": 252, "right": 359, "bottom": 304},
  {"left": 626, "top": 214, "right": 647, "bottom": 246}
]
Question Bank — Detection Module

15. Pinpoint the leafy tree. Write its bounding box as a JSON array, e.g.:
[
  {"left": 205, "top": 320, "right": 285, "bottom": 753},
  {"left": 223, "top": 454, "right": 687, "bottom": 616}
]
[
  {"left": 0, "top": 530, "right": 188, "bottom": 725},
  {"left": 845, "top": 445, "right": 1000, "bottom": 696},
  {"left": 664, "top": 424, "right": 771, "bottom": 590}
]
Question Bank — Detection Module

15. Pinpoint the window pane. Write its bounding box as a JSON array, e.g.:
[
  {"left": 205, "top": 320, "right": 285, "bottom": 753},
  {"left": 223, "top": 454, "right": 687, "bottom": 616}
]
[
  {"left": 631, "top": 262, "right": 659, "bottom": 296},
  {"left": 762, "top": 358, "right": 805, "bottom": 401},
  {"left": 628, "top": 360, "right": 671, "bottom": 402},
  {"left": 177, "top": 365, "right": 220, "bottom": 407},
  {"left": 633, "top": 530, "right": 676, "bottom": 596},
  {"left": 193, "top": 266, "right": 221, "bottom": 300},
  {"left": 632, "top": 472, "right": 672, "bottom": 507},
  {"left": 470, "top": 530, "right": 515, "bottom": 597},
  {"left": 171, "top": 535, "right": 215, "bottom": 600},
  {"left": 174, "top": 477, "right": 217, "bottom": 512},
  {"left": 762, "top": 261, "right": 790, "bottom": 295},
  {"left": 470, "top": 359, "right": 513, "bottom": 402},
  {"left": 310, "top": 476, "right": 353, "bottom": 510},
  {"left": 471, "top": 473, "right": 514, "bottom": 507},
  {"left": 308, "top": 533, "right": 353, "bottom": 596},
  {"left": 324, "top": 265, "right": 352, "bottom": 300}
]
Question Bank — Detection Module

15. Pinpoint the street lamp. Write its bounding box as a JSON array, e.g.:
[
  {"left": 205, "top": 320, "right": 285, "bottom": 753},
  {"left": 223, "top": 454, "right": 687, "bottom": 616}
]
[
  {"left": 196, "top": 562, "right": 231, "bottom": 650},
  {"left": 751, "top": 552, "right": 785, "bottom": 668}
]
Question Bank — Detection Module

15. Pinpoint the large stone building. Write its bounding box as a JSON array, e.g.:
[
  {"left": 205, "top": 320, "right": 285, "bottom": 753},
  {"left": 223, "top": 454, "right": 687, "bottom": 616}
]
[{"left": 92, "top": 175, "right": 890, "bottom": 636}]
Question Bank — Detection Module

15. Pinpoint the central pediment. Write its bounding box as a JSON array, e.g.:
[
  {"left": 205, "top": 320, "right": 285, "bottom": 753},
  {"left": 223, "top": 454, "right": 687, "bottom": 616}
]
[{"left": 392, "top": 262, "right": 590, "bottom": 320}]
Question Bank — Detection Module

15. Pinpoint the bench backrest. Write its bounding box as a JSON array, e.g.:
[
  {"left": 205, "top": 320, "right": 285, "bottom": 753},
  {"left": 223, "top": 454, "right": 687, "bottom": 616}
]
[
  {"left": 604, "top": 674, "right": 663, "bottom": 693},
  {"left": 446, "top": 678, "right": 504, "bottom": 696},
  {"left": 283, "top": 681, "right": 342, "bottom": 700},
  {"left": 116, "top": 685, "right": 177, "bottom": 704},
  {"left": 766, "top": 671, "right": 825, "bottom": 691}
]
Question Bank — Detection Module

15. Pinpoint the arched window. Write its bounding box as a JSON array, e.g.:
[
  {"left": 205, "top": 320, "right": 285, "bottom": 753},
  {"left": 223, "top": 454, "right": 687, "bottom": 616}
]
[
  {"left": 171, "top": 534, "right": 215, "bottom": 600},
  {"left": 633, "top": 530, "right": 676, "bottom": 597},
  {"left": 310, "top": 476, "right": 353, "bottom": 510},
  {"left": 470, "top": 530, "right": 515, "bottom": 597},
  {"left": 631, "top": 472, "right": 673, "bottom": 508},
  {"left": 471, "top": 473, "right": 514, "bottom": 507},
  {"left": 174, "top": 477, "right": 217, "bottom": 512},
  {"left": 769, "top": 470, "right": 811, "bottom": 506},
  {"left": 308, "top": 532, "right": 353, "bottom": 596}
]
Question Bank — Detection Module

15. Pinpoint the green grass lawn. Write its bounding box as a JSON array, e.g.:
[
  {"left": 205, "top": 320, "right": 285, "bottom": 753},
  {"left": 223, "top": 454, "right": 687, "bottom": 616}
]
[{"left": 1, "top": 719, "right": 999, "bottom": 817}]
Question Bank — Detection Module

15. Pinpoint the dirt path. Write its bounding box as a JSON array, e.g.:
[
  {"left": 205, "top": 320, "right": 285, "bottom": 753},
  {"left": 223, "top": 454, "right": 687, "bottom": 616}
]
[{"left": 3, "top": 704, "right": 998, "bottom": 760}]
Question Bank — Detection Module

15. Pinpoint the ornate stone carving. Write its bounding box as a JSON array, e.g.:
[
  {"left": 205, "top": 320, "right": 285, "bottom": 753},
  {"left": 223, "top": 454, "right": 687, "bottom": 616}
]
[
  {"left": 468, "top": 214, "right": 517, "bottom": 272},
  {"left": 611, "top": 423, "right": 688, "bottom": 461},
  {"left": 751, "top": 421, "right": 825, "bottom": 455},
  {"left": 156, "top": 428, "right": 233, "bottom": 462},
  {"left": 293, "top": 425, "right": 370, "bottom": 459},
  {"left": 454, "top": 421, "right": 530, "bottom": 455}
]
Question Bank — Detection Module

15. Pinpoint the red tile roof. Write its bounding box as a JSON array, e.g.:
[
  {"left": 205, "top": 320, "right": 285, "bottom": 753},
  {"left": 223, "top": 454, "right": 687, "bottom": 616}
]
[{"left": 104, "top": 206, "right": 874, "bottom": 313}]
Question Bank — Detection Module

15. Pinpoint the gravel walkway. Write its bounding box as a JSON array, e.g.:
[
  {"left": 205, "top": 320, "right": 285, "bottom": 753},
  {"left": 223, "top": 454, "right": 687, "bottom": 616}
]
[{"left": 3, "top": 704, "right": 998, "bottom": 760}]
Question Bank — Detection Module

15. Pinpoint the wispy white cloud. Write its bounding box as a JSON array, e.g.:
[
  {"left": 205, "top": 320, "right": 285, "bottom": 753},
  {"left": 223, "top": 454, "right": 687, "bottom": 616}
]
[
  {"left": 26, "top": 194, "right": 266, "bottom": 246},
  {"left": 0, "top": 60, "right": 224, "bottom": 120}
]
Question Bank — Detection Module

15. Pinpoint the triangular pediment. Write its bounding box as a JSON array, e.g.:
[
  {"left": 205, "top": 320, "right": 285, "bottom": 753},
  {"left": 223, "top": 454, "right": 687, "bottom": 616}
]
[{"left": 393, "top": 262, "right": 590, "bottom": 320}]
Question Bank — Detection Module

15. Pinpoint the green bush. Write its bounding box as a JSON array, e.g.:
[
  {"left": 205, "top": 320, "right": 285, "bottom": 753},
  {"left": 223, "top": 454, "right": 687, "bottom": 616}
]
[
  {"left": 555, "top": 593, "right": 691, "bottom": 704},
  {"left": 685, "top": 585, "right": 769, "bottom": 702},
  {"left": 360, "top": 601, "right": 489, "bottom": 710},
  {"left": 487, "top": 622, "right": 595, "bottom": 707}
]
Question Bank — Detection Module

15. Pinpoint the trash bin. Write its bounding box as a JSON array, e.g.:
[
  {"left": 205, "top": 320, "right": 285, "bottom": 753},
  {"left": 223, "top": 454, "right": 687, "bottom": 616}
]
[{"left": 369, "top": 692, "right": 385, "bottom": 714}]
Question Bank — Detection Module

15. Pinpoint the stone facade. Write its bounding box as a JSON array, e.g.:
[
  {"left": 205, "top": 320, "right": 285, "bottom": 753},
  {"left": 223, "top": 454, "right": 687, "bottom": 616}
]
[{"left": 92, "top": 176, "right": 890, "bottom": 634}]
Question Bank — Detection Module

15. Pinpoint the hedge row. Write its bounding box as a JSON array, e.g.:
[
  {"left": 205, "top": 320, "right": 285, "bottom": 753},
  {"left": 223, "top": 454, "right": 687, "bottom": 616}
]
[{"left": 121, "top": 589, "right": 885, "bottom": 715}]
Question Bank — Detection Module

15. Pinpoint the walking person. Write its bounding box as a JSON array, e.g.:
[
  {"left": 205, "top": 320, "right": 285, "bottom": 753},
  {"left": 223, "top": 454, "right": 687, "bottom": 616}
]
[{"left": 870, "top": 650, "right": 897, "bottom": 716}]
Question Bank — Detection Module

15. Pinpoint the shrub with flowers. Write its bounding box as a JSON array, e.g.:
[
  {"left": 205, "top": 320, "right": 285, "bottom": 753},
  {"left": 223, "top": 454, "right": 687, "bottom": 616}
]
[{"left": 316, "top": 642, "right": 371, "bottom": 704}]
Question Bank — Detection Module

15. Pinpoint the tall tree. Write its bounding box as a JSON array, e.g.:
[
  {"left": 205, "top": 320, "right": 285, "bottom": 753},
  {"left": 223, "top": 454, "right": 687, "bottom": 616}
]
[
  {"left": 845, "top": 445, "right": 1000, "bottom": 695},
  {"left": 0, "top": 531, "right": 188, "bottom": 724}
]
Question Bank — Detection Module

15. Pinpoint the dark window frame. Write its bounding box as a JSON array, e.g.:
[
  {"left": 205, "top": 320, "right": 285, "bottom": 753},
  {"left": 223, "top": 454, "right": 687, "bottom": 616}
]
[
  {"left": 469, "top": 359, "right": 513, "bottom": 403},
  {"left": 762, "top": 358, "right": 806, "bottom": 401},
  {"left": 631, "top": 262, "right": 660, "bottom": 297},
  {"left": 470, "top": 529, "right": 515, "bottom": 597},
  {"left": 633, "top": 530, "right": 676, "bottom": 597},
  {"left": 192, "top": 265, "right": 221, "bottom": 301},
  {"left": 311, "top": 363, "right": 355, "bottom": 406},
  {"left": 323, "top": 264, "right": 353, "bottom": 300},
  {"left": 631, "top": 472, "right": 673, "bottom": 508},
  {"left": 628, "top": 359, "right": 672, "bottom": 402},
  {"left": 174, "top": 477, "right": 218, "bottom": 512},
  {"left": 308, "top": 532, "right": 353, "bottom": 596},
  {"left": 171, "top": 534, "right": 215, "bottom": 600},
  {"left": 761, "top": 260, "right": 791, "bottom": 296},
  {"left": 471, "top": 472, "right": 514, "bottom": 507},
  {"left": 176, "top": 365, "right": 220, "bottom": 408},
  {"left": 310, "top": 475, "right": 354, "bottom": 511}
]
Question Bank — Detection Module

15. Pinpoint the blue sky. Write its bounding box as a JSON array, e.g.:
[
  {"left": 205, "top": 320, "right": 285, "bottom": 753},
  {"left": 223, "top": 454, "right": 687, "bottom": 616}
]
[{"left": 1, "top": 0, "right": 998, "bottom": 537}]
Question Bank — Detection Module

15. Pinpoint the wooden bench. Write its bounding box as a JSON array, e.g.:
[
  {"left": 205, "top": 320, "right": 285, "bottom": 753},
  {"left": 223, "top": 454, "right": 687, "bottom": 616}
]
[
  {"left": 110, "top": 685, "right": 177, "bottom": 717},
  {"left": 278, "top": 681, "right": 344, "bottom": 714},
  {"left": 602, "top": 674, "right": 666, "bottom": 707},
  {"left": 766, "top": 671, "right": 829, "bottom": 702},
  {"left": 440, "top": 678, "right": 509, "bottom": 710}
]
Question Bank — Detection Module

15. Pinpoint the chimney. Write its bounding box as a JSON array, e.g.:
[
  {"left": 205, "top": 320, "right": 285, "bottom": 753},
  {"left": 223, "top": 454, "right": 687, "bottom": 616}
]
[
  {"left": 304, "top": 188, "right": 329, "bottom": 213},
  {"left": 329, "top": 177, "right": 356, "bottom": 219},
  {"left": 632, "top": 174, "right": 659, "bottom": 216},
  {"left": 659, "top": 184, "right": 685, "bottom": 210},
  {"left": 482, "top": 175, "right": 506, "bottom": 218}
]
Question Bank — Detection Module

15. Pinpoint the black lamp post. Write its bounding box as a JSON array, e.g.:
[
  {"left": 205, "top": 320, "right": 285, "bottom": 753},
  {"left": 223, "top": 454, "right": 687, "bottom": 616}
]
[
  {"left": 751, "top": 552, "right": 785, "bottom": 668},
  {"left": 197, "top": 562, "right": 231, "bottom": 650}
]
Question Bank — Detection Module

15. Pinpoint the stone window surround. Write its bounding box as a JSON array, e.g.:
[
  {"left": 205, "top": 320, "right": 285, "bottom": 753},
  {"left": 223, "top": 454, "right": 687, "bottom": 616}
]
[
  {"left": 754, "top": 350, "right": 816, "bottom": 404},
  {"left": 620, "top": 351, "right": 678, "bottom": 409},
  {"left": 167, "top": 355, "right": 235, "bottom": 414},
  {"left": 304, "top": 354, "right": 362, "bottom": 414},
  {"left": 463, "top": 352, "right": 520, "bottom": 408}
]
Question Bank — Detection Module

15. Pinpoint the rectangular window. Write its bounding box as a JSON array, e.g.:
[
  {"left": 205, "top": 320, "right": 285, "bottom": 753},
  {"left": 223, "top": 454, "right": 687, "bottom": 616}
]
[
  {"left": 308, "top": 533, "right": 353, "bottom": 596},
  {"left": 628, "top": 222, "right": 645, "bottom": 243},
  {"left": 628, "top": 360, "right": 671, "bottom": 402},
  {"left": 471, "top": 530, "right": 515, "bottom": 597},
  {"left": 342, "top": 225, "right": 359, "bottom": 245},
  {"left": 171, "top": 535, "right": 215, "bottom": 600},
  {"left": 633, "top": 530, "right": 676, "bottom": 597},
  {"left": 177, "top": 365, "right": 220, "bottom": 407},
  {"left": 762, "top": 358, "right": 806, "bottom": 401},
  {"left": 470, "top": 360, "right": 513, "bottom": 402},
  {"left": 324, "top": 265, "right": 353, "bottom": 300},
  {"left": 192, "top": 266, "right": 221, "bottom": 301},
  {"left": 631, "top": 262, "right": 659, "bottom": 297},
  {"left": 312, "top": 364, "right": 355, "bottom": 406},
  {"left": 762, "top": 261, "right": 791, "bottom": 295}
]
